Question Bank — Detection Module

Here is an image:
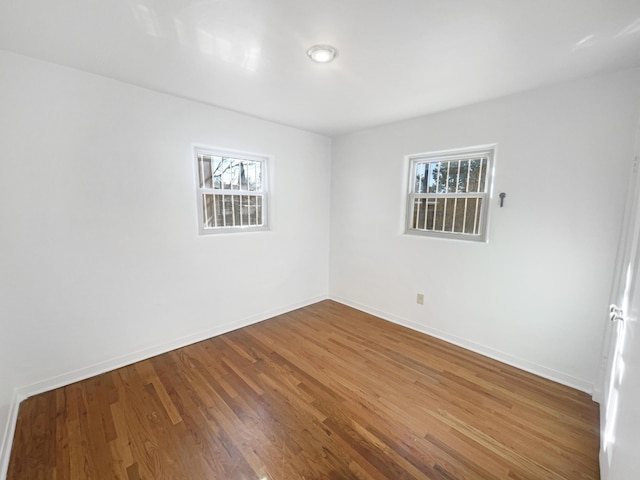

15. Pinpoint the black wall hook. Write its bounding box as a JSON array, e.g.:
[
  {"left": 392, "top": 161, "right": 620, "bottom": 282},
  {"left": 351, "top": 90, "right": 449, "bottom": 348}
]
[{"left": 499, "top": 192, "right": 507, "bottom": 207}]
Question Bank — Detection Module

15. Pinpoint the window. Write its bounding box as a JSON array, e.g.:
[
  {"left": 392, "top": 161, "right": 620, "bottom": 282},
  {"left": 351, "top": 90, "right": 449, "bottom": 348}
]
[
  {"left": 406, "top": 146, "right": 494, "bottom": 242},
  {"left": 195, "top": 148, "right": 268, "bottom": 234}
]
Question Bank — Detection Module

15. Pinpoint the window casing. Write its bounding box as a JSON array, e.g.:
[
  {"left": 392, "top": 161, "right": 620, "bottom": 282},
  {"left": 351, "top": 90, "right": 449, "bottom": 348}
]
[
  {"left": 406, "top": 146, "right": 495, "bottom": 242},
  {"left": 195, "top": 148, "right": 268, "bottom": 234}
]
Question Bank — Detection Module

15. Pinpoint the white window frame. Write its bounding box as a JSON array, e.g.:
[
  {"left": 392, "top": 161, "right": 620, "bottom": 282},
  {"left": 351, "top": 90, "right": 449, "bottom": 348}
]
[
  {"left": 194, "top": 147, "right": 269, "bottom": 235},
  {"left": 405, "top": 145, "right": 495, "bottom": 242}
]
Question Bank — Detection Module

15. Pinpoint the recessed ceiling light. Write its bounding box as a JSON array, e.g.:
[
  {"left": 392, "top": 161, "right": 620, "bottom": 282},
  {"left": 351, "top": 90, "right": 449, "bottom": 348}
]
[{"left": 306, "top": 44, "right": 338, "bottom": 63}]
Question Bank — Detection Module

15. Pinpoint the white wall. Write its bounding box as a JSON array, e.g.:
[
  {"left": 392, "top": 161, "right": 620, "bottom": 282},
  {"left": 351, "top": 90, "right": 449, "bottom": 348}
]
[
  {"left": 330, "top": 68, "right": 640, "bottom": 391},
  {"left": 0, "top": 50, "right": 331, "bottom": 468}
]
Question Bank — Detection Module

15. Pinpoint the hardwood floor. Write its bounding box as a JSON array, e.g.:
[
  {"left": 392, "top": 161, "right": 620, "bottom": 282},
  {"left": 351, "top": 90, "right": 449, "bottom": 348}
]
[{"left": 8, "top": 300, "right": 600, "bottom": 479}]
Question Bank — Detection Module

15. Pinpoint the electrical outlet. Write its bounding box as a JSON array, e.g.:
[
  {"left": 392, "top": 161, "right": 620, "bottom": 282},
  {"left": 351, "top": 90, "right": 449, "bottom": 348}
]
[{"left": 416, "top": 293, "right": 424, "bottom": 305}]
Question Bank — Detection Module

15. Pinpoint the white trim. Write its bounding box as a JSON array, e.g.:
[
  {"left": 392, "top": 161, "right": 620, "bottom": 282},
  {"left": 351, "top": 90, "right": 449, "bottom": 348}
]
[
  {"left": 407, "top": 143, "right": 498, "bottom": 162},
  {"left": 194, "top": 146, "right": 270, "bottom": 235},
  {"left": 16, "top": 295, "right": 327, "bottom": 399},
  {"left": 0, "top": 389, "right": 25, "bottom": 480},
  {"left": 331, "top": 296, "right": 593, "bottom": 394},
  {"left": 405, "top": 144, "right": 496, "bottom": 243},
  {"left": 0, "top": 294, "right": 328, "bottom": 479},
  {"left": 600, "top": 449, "right": 611, "bottom": 480},
  {"left": 596, "top": 109, "right": 640, "bottom": 480}
]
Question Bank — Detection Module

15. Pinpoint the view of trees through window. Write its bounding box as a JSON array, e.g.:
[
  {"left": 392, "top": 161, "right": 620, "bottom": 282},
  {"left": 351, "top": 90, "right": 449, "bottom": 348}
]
[
  {"left": 197, "top": 152, "right": 265, "bottom": 230},
  {"left": 409, "top": 153, "right": 491, "bottom": 237}
]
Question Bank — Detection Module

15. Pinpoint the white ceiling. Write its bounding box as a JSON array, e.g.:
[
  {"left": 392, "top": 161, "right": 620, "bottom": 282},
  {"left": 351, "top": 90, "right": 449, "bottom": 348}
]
[{"left": 1, "top": 0, "right": 640, "bottom": 136}]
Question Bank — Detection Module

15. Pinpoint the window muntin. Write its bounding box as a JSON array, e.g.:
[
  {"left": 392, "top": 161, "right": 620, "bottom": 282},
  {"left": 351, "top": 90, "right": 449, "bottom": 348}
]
[
  {"left": 406, "top": 147, "right": 494, "bottom": 241},
  {"left": 195, "top": 148, "right": 268, "bottom": 234}
]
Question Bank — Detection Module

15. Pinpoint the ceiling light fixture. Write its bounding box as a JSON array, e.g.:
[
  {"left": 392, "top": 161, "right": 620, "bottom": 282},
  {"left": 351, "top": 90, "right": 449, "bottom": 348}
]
[{"left": 306, "top": 44, "right": 338, "bottom": 63}]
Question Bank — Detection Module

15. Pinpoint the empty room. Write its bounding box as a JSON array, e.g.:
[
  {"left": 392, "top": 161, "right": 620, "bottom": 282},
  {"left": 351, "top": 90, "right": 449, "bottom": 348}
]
[{"left": 1, "top": 1, "right": 640, "bottom": 479}]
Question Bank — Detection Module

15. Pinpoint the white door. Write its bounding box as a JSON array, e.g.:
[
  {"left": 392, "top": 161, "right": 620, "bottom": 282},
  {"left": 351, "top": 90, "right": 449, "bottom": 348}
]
[{"left": 597, "top": 121, "right": 640, "bottom": 479}]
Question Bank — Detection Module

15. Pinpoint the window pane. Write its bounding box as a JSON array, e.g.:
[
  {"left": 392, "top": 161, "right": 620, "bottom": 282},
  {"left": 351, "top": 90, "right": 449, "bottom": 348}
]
[
  {"left": 198, "top": 155, "right": 213, "bottom": 188},
  {"left": 204, "top": 157, "right": 263, "bottom": 193},
  {"left": 242, "top": 163, "right": 249, "bottom": 191},
  {"left": 222, "top": 194, "right": 232, "bottom": 226},
  {"left": 227, "top": 158, "right": 243, "bottom": 190},
  {"left": 203, "top": 194, "right": 224, "bottom": 228},
  {"left": 435, "top": 162, "right": 446, "bottom": 193},
  {"left": 411, "top": 195, "right": 483, "bottom": 235},
  {"left": 247, "top": 195, "right": 254, "bottom": 224},
  {"left": 221, "top": 157, "right": 231, "bottom": 189},
  {"left": 233, "top": 159, "right": 241, "bottom": 190},
  {"left": 452, "top": 198, "right": 465, "bottom": 233},
  {"left": 447, "top": 161, "right": 459, "bottom": 193},
  {"left": 458, "top": 159, "right": 469, "bottom": 192},
  {"left": 443, "top": 197, "right": 455, "bottom": 231},
  {"left": 215, "top": 195, "right": 224, "bottom": 226},
  {"left": 202, "top": 193, "right": 263, "bottom": 228},
  {"left": 432, "top": 197, "right": 444, "bottom": 230},
  {"left": 252, "top": 161, "right": 262, "bottom": 191},
  {"left": 466, "top": 157, "right": 488, "bottom": 193},
  {"left": 255, "top": 195, "right": 263, "bottom": 225},
  {"left": 412, "top": 198, "right": 425, "bottom": 228},
  {"left": 479, "top": 157, "right": 488, "bottom": 192},
  {"left": 427, "top": 162, "right": 436, "bottom": 193},
  {"left": 414, "top": 163, "right": 426, "bottom": 194},
  {"left": 412, "top": 156, "right": 490, "bottom": 195},
  {"left": 463, "top": 198, "right": 481, "bottom": 234},
  {"left": 232, "top": 195, "right": 240, "bottom": 224},
  {"left": 203, "top": 193, "right": 213, "bottom": 226},
  {"left": 240, "top": 195, "right": 247, "bottom": 225},
  {"left": 425, "top": 199, "right": 435, "bottom": 229},
  {"left": 218, "top": 157, "right": 238, "bottom": 190}
]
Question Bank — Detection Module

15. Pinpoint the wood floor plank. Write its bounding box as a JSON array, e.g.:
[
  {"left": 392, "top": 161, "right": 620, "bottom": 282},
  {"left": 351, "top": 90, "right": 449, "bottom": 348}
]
[{"left": 8, "top": 300, "right": 600, "bottom": 479}]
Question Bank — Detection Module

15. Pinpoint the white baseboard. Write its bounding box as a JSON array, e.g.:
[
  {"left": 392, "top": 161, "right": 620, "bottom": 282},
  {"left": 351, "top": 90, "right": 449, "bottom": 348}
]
[
  {"left": 331, "top": 296, "right": 594, "bottom": 394},
  {"left": 0, "top": 294, "right": 328, "bottom": 480},
  {"left": 0, "top": 389, "right": 25, "bottom": 480},
  {"left": 592, "top": 385, "right": 603, "bottom": 404}
]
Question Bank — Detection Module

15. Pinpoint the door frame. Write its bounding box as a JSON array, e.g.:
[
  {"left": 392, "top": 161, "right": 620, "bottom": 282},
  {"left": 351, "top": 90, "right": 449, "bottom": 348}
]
[{"left": 595, "top": 114, "right": 640, "bottom": 478}]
